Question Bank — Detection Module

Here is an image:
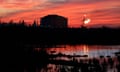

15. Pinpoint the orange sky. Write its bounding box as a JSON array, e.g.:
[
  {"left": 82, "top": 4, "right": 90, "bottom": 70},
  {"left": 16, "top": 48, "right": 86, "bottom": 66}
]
[{"left": 0, "top": 0, "right": 120, "bottom": 28}]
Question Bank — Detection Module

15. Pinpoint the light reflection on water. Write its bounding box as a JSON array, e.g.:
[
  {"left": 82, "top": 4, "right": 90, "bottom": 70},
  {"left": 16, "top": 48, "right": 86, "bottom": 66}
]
[
  {"left": 35, "top": 45, "right": 120, "bottom": 58},
  {"left": 28, "top": 45, "right": 120, "bottom": 72}
]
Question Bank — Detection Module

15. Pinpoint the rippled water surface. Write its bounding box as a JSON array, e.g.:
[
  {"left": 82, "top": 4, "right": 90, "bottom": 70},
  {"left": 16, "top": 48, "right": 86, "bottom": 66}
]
[
  {"left": 25, "top": 45, "right": 120, "bottom": 72},
  {"left": 35, "top": 45, "right": 120, "bottom": 58}
]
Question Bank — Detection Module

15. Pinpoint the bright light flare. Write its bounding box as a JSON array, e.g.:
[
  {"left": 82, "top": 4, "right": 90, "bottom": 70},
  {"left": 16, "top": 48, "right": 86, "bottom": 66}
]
[{"left": 84, "top": 18, "right": 91, "bottom": 24}]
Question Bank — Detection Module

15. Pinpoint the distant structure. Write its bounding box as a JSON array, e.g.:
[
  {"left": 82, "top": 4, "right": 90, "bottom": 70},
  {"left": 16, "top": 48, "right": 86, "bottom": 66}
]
[{"left": 40, "top": 15, "right": 68, "bottom": 28}]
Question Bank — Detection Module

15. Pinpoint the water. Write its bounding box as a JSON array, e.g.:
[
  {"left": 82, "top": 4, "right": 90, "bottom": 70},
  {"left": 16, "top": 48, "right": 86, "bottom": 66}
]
[
  {"left": 25, "top": 45, "right": 120, "bottom": 72},
  {"left": 35, "top": 45, "right": 120, "bottom": 58}
]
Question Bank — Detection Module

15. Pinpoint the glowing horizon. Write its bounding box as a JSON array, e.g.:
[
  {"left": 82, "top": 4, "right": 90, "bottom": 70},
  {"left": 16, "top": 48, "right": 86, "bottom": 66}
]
[{"left": 0, "top": 0, "right": 120, "bottom": 28}]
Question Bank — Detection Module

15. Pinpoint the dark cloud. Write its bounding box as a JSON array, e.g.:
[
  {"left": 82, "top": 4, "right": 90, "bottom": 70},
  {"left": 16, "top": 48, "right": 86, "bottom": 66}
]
[{"left": 48, "top": 0, "right": 68, "bottom": 3}]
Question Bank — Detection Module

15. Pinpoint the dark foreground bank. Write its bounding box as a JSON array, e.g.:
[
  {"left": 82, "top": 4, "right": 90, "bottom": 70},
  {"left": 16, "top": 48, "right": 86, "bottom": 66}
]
[{"left": 1, "top": 26, "right": 120, "bottom": 45}]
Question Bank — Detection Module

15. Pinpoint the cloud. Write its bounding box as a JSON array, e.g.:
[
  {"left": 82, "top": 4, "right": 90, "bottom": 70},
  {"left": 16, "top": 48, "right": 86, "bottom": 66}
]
[
  {"left": 1, "top": 2, "right": 120, "bottom": 26},
  {"left": 0, "top": 0, "right": 48, "bottom": 17},
  {"left": 0, "top": 0, "right": 4, "bottom": 2},
  {"left": 48, "top": 0, "right": 68, "bottom": 3},
  {"left": 1, "top": 0, "right": 120, "bottom": 27}
]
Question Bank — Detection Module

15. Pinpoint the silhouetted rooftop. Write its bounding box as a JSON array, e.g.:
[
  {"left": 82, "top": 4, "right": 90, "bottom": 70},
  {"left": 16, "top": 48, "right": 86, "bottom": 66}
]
[
  {"left": 40, "top": 14, "right": 68, "bottom": 28},
  {"left": 42, "top": 15, "right": 67, "bottom": 19}
]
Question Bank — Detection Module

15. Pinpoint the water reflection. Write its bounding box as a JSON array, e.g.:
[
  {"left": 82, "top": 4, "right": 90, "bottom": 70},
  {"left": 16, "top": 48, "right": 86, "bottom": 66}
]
[
  {"left": 25, "top": 45, "right": 120, "bottom": 72},
  {"left": 35, "top": 45, "right": 120, "bottom": 58},
  {"left": 83, "top": 45, "right": 89, "bottom": 55}
]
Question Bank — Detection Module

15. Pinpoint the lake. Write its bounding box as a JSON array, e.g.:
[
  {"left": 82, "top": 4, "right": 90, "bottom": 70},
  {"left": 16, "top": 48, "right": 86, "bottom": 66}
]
[{"left": 25, "top": 45, "right": 120, "bottom": 72}]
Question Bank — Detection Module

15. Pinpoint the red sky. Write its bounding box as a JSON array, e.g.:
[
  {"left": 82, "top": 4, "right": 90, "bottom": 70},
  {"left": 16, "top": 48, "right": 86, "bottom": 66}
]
[{"left": 0, "top": 0, "right": 120, "bottom": 28}]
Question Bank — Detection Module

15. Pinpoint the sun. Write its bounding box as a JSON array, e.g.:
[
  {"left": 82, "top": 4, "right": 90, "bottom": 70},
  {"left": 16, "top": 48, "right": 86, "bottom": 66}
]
[{"left": 84, "top": 18, "right": 91, "bottom": 24}]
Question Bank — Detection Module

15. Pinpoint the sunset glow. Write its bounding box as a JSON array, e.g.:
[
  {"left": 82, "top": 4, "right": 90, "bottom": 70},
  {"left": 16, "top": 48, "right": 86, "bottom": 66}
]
[
  {"left": 0, "top": 0, "right": 120, "bottom": 28},
  {"left": 84, "top": 18, "right": 91, "bottom": 25}
]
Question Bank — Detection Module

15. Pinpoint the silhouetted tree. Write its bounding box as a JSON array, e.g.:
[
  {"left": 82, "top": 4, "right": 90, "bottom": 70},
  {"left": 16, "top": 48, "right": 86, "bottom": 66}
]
[
  {"left": 18, "top": 20, "right": 25, "bottom": 26},
  {"left": 9, "top": 20, "right": 14, "bottom": 24},
  {"left": 0, "top": 19, "right": 1, "bottom": 24},
  {"left": 32, "top": 20, "right": 37, "bottom": 27}
]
